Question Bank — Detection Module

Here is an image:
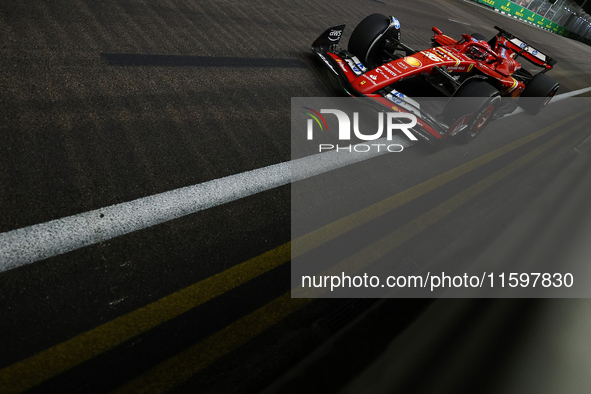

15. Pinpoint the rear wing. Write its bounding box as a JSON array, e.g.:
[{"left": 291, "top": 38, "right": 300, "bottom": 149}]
[{"left": 494, "top": 26, "right": 557, "bottom": 70}]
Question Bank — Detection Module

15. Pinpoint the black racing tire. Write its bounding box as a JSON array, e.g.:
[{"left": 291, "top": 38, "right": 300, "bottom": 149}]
[
  {"left": 471, "top": 32, "right": 498, "bottom": 48},
  {"left": 470, "top": 33, "right": 488, "bottom": 41},
  {"left": 348, "top": 13, "right": 391, "bottom": 68},
  {"left": 520, "top": 73, "right": 559, "bottom": 115},
  {"left": 443, "top": 79, "right": 501, "bottom": 144}
]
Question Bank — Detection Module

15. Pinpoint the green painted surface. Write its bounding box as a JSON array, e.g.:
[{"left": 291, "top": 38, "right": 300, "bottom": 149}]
[{"left": 475, "top": 0, "right": 573, "bottom": 39}]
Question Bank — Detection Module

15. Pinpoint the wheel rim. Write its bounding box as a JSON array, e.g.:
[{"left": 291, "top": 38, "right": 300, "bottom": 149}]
[{"left": 470, "top": 103, "right": 495, "bottom": 137}]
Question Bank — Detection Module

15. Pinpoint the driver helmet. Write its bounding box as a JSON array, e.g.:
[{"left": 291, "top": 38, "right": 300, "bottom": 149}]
[{"left": 467, "top": 37, "right": 490, "bottom": 60}]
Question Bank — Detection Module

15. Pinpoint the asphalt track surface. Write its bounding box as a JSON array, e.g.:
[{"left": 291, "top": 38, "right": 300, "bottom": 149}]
[{"left": 1, "top": 0, "right": 591, "bottom": 393}]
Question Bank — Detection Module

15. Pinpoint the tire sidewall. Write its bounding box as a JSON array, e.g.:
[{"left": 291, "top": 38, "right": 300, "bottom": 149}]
[{"left": 520, "top": 73, "right": 559, "bottom": 115}]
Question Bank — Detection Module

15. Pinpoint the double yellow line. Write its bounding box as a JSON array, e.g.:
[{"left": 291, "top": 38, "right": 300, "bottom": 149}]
[{"left": 1, "top": 109, "right": 589, "bottom": 394}]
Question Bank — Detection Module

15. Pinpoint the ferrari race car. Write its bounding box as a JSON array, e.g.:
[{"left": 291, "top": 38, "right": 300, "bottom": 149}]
[{"left": 311, "top": 14, "right": 559, "bottom": 144}]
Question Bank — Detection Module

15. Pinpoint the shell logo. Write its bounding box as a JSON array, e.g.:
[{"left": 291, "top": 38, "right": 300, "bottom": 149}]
[
  {"left": 404, "top": 56, "right": 422, "bottom": 67},
  {"left": 391, "top": 106, "right": 400, "bottom": 112}
]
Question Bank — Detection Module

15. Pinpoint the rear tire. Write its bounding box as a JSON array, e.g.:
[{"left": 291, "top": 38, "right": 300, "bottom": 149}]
[
  {"left": 470, "top": 33, "right": 488, "bottom": 41},
  {"left": 471, "top": 32, "right": 499, "bottom": 48},
  {"left": 520, "top": 73, "right": 559, "bottom": 115},
  {"left": 443, "top": 79, "right": 501, "bottom": 144}
]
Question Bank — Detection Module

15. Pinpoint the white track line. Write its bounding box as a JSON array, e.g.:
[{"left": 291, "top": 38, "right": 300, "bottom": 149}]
[
  {"left": 1, "top": 88, "right": 590, "bottom": 272},
  {"left": 0, "top": 136, "right": 410, "bottom": 272},
  {"left": 503, "top": 86, "right": 591, "bottom": 117},
  {"left": 549, "top": 86, "right": 591, "bottom": 100},
  {"left": 449, "top": 19, "right": 471, "bottom": 26}
]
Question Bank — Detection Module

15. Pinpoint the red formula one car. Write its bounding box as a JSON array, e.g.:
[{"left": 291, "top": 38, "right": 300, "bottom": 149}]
[{"left": 311, "top": 14, "right": 559, "bottom": 144}]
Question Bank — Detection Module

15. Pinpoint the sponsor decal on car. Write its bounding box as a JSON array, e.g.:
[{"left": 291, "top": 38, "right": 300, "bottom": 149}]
[
  {"left": 345, "top": 59, "right": 363, "bottom": 75},
  {"left": 391, "top": 91, "right": 405, "bottom": 103},
  {"left": 435, "top": 47, "right": 460, "bottom": 66},
  {"left": 350, "top": 56, "right": 368, "bottom": 73},
  {"left": 385, "top": 90, "right": 422, "bottom": 117},
  {"left": 362, "top": 74, "right": 377, "bottom": 85},
  {"left": 447, "top": 66, "right": 467, "bottom": 72},
  {"left": 381, "top": 65, "right": 398, "bottom": 78},
  {"left": 421, "top": 51, "right": 444, "bottom": 63},
  {"left": 336, "top": 59, "right": 349, "bottom": 74},
  {"left": 403, "top": 56, "right": 422, "bottom": 67},
  {"left": 397, "top": 61, "right": 409, "bottom": 70},
  {"left": 387, "top": 64, "right": 401, "bottom": 74},
  {"left": 509, "top": 38, "right": 547, "bottom": 62},
  {"left": 375, "top": 67, "right": 389, "bottom": 79},
  {"left": 328, "top": 29, "right": 343, "bottom": 41},
  {"left": 434, "top": 49, "right": 454, "bottom": 62}
]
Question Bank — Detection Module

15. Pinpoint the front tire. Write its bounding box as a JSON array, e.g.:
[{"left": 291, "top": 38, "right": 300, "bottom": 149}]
[
  {"left": 348, "top": 13, "right": 392, "bottom": 68},
  {"left": 520, "top": 73, "right": 559, "bottom": 115},
  {"left": 443, "top": 79, "right": 501, "bottom": 144}
]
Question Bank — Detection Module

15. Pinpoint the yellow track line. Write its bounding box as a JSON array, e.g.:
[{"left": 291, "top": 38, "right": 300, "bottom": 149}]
[
  {"left": 114, "top": 117, "right": 590, "bottom": 393},
  {"left": 1, "top": 108, "right": 589, "bottom": 394},
  {"left": 113, "top": 292, "right": 309, "bottom": 394},
  {"left": 0, "top": 245, "right": 291, "bottom": 394}
]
